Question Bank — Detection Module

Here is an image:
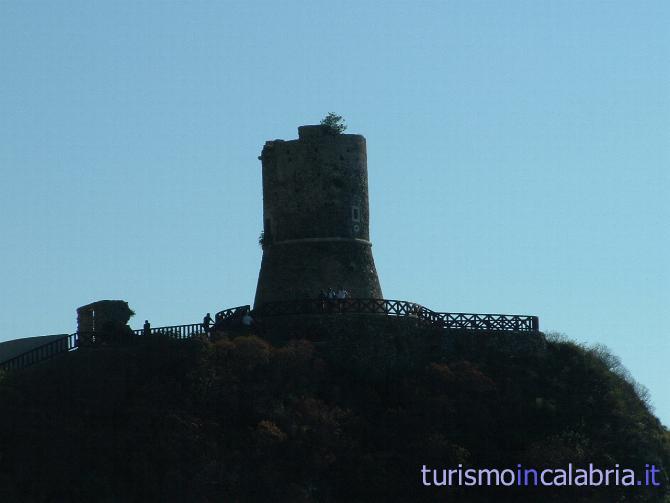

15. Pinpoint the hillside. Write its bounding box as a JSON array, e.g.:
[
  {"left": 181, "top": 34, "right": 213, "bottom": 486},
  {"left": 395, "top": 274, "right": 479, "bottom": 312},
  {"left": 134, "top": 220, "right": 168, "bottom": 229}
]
[{"left": 0, "top": 329, "right": 667, "bottom": 502}]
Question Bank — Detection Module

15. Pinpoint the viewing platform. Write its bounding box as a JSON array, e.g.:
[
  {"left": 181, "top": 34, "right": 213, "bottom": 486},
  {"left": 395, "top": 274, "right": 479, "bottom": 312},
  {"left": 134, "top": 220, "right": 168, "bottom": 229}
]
[{"left": 0, "top": 299, "right": 540, "bottom": 373}]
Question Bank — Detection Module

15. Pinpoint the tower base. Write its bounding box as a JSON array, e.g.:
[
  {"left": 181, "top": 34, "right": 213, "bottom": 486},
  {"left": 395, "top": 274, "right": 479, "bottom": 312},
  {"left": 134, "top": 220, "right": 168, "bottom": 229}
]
[{"left": 254, "top": 240, "right": 382, "bottom": 309}]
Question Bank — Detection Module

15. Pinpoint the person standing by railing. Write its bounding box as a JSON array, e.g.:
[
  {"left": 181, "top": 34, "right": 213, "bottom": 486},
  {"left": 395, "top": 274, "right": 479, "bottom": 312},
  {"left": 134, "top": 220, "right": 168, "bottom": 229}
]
[
  {"left": 202, "top": 313, "right": 213, "bottom": 334},
  {"left": 336, "top": 286, "right": 349, "bottom": 312},
  {"left": 325, "top": 288, "right": 336, "bottom": 312},
  {"left": 242, "top": 310, "right": 254, "bottom": 328},
  {"left": 143, "top": 320, "right": 151, "bottom": 337}
]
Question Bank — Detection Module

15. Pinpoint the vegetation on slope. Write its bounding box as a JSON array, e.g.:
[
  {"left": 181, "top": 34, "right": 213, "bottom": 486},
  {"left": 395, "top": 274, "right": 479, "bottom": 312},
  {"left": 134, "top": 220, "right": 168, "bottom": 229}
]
[{"left": 0, "top": 331, "right": 667, "bottom": 502}]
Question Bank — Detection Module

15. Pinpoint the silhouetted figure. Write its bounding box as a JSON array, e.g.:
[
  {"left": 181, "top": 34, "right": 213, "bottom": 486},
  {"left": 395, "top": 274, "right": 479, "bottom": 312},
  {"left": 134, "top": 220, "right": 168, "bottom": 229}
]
[
  {"left": 143, "top": 320, "right": 151, "bottom": 337},
  {"left": 324, "top": 287, "right": 336, "bottom": 312},
  {"left": 202, "top": 313, "right": 213, "bottom": 334},
  {"left": 318, "top": 290, "right": 327, "bottom": 312},
  {"left": 336, "top": 285, "right": 348, "bottom": 312}
]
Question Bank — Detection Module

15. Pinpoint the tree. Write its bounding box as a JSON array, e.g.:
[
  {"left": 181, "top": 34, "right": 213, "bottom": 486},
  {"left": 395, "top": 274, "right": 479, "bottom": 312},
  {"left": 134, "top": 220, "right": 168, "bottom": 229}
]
[{"left": 320, "top": 113, "right": 347, "bottom": 134}]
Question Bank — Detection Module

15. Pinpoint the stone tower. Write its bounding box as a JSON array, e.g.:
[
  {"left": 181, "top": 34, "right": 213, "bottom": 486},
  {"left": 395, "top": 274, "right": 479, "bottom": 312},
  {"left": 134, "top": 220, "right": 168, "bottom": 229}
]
[{"left": 254, "top": 124, "right": 383, "bottom": 308}]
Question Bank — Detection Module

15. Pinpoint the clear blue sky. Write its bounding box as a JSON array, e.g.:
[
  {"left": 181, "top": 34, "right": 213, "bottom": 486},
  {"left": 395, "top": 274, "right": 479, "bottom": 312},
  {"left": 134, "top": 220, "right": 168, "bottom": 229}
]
[{"left": 1, "top": 1, "right": 668, "bottom": 423}]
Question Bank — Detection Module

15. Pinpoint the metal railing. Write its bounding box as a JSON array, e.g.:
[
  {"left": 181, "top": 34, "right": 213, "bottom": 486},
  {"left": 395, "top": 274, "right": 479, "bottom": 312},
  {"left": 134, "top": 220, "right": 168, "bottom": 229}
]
[
  {"left": 0, "top": 306, "right": 254, "bottom": 372},
  {"left": 429, "top": 311, "right": 538, "bottom": 331},
  {"left": 0, "top": 300, "right": 538, "bottom": 373},
  {"left": 257, "top": 298, "right": 421, "bottom": 317},
  {"left": 132, "top": 323, "right": 204, "bottom": 339},
  {"left": 255, "top": 298, "right": 539, "bottom": 332},
  {"left": 0, "top": 323, "right": 207, "bottom": 373},
  {"left": 213, "top": 305, "right": 252, "bottom": 323},
  {"left": 0, "top": 333, "right": 79, "bottom": 372}
]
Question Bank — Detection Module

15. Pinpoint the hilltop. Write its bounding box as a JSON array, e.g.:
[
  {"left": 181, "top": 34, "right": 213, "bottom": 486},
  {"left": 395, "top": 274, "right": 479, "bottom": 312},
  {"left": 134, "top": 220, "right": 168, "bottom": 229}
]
[{"left": 0, "top": 328, "right": 668, "bottom": 502}]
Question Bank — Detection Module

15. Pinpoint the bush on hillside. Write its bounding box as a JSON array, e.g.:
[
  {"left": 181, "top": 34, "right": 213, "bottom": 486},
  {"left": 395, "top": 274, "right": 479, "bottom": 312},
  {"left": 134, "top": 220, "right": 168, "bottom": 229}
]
[{"left": 0, "top": 331, "right": 667, "bottom": 502}]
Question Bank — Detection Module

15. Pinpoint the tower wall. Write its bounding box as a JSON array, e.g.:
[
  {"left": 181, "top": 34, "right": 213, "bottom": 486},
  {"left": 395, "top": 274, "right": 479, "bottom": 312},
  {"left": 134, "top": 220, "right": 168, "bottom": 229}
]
[{"left": 254, "top": 125, "right": 382, "bottom": 308}]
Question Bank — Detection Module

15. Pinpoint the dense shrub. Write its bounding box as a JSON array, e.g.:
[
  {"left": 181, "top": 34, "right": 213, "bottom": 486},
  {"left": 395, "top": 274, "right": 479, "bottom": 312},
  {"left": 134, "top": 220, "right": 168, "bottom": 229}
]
[{"left": 0, "top": 332, "right": 667, "bottom": 502}]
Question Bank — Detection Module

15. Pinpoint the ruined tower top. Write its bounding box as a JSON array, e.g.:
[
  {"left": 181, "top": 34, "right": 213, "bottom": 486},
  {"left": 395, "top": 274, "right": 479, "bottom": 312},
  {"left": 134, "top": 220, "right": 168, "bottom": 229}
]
[
  {"left": 254, "top": 124, "right": 382, "bottom": 308},
  {"left": 258, "top": 125, "right": 370, "bottom": 244}
]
